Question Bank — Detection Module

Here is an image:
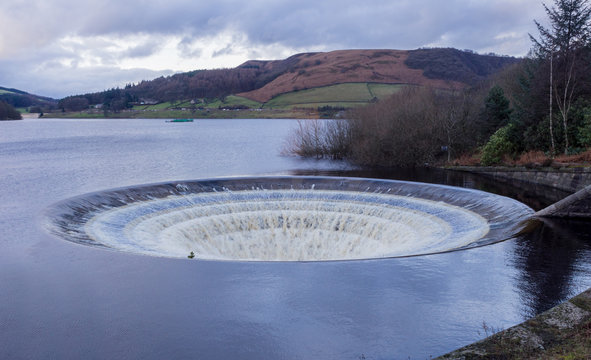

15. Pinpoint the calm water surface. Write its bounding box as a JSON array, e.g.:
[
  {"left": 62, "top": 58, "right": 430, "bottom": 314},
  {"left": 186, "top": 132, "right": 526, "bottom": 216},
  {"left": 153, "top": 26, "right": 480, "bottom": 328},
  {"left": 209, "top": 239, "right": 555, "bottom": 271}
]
[{"left": 1, "top": 118, "right": 590, "bottom": 359}]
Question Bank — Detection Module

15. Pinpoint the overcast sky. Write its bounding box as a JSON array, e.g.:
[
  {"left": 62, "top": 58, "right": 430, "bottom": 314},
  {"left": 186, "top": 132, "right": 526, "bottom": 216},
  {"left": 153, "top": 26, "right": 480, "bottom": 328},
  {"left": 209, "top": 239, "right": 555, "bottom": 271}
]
[{"left": 0, "top": 0, "right": 548, "bottom": 98}]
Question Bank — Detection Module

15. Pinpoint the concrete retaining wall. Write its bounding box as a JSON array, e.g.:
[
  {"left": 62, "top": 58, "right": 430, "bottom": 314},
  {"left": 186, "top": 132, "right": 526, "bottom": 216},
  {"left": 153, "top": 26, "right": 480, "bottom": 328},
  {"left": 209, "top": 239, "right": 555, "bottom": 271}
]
[
  {"left": 449, "top": 166, "right": 591, "bottom": 218},
  {"left": 450, "top": 166, "right": 591, "bottom": 193}
]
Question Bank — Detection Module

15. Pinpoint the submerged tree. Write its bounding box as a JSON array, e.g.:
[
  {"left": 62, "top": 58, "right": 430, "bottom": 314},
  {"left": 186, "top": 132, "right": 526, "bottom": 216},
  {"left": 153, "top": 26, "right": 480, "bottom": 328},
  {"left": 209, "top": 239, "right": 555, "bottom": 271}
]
[{"left": 530, "top": 0, "right": 591, "bottom": 154}]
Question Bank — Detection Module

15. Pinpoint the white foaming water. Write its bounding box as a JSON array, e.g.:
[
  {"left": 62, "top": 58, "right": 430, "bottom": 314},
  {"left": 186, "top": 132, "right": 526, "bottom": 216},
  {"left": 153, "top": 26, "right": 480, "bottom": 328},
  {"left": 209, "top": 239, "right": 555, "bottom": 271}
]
[
  {"left": 85, "top": 189, "right": 490, "bottom": 261},
  {"left": 47, "top": 177, "right": 534, "bottom": 261}
]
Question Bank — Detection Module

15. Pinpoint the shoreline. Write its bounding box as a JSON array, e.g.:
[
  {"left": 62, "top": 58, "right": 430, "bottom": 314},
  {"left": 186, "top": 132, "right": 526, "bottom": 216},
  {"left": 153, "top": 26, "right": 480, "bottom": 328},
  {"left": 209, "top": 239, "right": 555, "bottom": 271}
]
[
  {"left": 437, "top": 288, "right": 591, "bottom": 359},
  {"left": 36, "top": 108, "right": 324, "bottom": 120}
]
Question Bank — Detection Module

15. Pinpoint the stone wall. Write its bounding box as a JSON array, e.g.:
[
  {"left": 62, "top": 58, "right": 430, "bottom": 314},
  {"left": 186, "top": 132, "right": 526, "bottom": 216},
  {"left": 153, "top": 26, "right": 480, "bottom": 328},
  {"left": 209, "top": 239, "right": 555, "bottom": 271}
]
[
  {"left": 449, "top": 166, "right": 591, "bottom": 218},
  {"left": 450, "top": 166, "right": 591, "bottom": 193}
]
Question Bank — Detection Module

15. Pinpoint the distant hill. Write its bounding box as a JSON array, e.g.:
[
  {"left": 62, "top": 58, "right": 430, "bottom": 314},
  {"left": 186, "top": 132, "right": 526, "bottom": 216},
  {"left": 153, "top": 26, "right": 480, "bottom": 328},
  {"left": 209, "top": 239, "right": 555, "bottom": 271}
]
[
  {"left": 0, "top": 86, "right": 57, "bottom": 110},
  {"left": 58, "top": 48, "right": 520, "bottom": 112},
  {"left": 236, "top": 49, "right": 519, "bottom": 103}
]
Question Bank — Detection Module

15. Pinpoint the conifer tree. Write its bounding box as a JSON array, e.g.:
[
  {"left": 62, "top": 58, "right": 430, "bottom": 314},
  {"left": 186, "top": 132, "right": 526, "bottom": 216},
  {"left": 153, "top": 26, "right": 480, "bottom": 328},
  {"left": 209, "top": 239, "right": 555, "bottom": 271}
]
[{"left": 481, "top": 86, "right": 512, "bottom": 139}]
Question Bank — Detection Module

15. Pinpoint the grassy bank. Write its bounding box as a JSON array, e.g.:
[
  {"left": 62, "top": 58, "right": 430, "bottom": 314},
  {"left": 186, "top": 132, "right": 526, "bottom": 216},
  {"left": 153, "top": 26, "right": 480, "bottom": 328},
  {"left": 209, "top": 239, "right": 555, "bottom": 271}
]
[
  {"left": 41, "top": 108, "right": 320, "bottom": 119},
  {"left": 263, "top": 83, "right": 403, "bottom": 109},
  {"left": 45, "top": 83, "right": 408, "bottom": 119}
]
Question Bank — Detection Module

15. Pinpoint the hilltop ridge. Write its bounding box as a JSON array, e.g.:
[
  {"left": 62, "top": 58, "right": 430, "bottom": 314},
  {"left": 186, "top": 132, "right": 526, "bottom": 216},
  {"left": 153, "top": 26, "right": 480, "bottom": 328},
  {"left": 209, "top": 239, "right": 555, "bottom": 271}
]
[
  {"left": 236, "top": 49, "right": 479, "bottom": 102},
  {"left": 19, "top": 48, "right": 520, "bottom": 118},
  {"left": 67, "top": 48, "right": 518, "bottom": 105}
]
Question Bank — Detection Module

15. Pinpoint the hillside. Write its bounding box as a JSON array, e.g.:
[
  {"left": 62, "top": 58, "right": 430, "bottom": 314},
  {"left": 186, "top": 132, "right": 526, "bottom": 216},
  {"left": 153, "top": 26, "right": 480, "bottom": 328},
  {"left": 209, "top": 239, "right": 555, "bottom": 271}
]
[
  {"left": 0, "top": 86, "right": 57, "bottom": 111},
  {"left": 238, "top": 49, "right": 502, "bottom": 103},
  {"left": 56, "top": 48, "right": 519, "bottom": 115}
]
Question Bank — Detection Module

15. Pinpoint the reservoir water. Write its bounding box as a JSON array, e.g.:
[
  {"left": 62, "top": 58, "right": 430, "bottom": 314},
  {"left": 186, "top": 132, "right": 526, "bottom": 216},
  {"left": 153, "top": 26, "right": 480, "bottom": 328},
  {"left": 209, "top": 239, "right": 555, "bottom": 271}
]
[{"left": 1, "top": 118, "right": 591, "bottom": 359}]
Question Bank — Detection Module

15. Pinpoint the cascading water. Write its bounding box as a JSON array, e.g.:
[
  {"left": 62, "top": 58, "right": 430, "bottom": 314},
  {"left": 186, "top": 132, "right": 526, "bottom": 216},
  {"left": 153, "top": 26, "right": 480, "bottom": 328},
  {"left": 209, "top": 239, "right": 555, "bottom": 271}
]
[{"left": 46, "top": 176, "right": 534, "bottom": 261}]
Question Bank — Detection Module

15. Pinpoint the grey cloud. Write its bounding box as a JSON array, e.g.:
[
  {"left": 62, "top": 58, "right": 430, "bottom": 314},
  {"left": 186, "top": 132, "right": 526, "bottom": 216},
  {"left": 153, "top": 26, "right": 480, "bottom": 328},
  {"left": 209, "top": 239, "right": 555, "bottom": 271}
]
[
  {"left": 73, "top": 0, "right": 229, "bottom": 38},
  {"left": 177, "top": 37, "right": 203, "bottom": 59},
  {"left": 212, "top": 44, "right": 236, "bottom": 58},
  {"left": 123, "top": 41, "right": 163, "bottom": 58},
  {"left": 212, "top": 46, "right": 230, "bottom": 58},
  {"left": 0, "top": 57, "right": 173, "bottom": 98},
  {"left": 255, "top": 0, "right": 543, "bottom": 54},
  {"left": 4, "top": 0, "right": 545, "bottom": 58},
  {"left": 1, "top": 0, "right": 548, "bottom": 98}
]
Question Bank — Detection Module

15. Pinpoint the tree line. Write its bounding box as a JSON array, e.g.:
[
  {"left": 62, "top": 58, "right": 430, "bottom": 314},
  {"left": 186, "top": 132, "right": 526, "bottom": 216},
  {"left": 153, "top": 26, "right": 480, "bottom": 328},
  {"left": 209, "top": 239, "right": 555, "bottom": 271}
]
[
  {"left": 0, "top": 88, "right": 57, "bottom": 113},
  {"left": 288, "top": 0, "right": 591, "bottom": 166},
  {"left": 59, "top": 88, "right": 138, "bottom": 112},
  {"left": 57, "top": 62, "right": 291, "bottom": 112}
]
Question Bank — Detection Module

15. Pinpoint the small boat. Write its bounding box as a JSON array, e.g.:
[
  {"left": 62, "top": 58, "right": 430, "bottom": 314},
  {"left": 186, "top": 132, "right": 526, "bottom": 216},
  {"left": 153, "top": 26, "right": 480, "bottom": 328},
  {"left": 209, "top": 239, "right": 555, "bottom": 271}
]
[{"left": 166, "top": 119, "right": 194, "bottom": 123}]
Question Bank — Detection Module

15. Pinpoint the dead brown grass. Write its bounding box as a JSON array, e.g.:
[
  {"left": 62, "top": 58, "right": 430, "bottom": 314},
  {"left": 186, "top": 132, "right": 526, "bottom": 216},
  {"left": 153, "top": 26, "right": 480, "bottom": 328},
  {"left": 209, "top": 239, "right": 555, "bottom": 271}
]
[
  {"left": 450, "top": 152, "right": 481, "bottom": 166},
  {"left": 238, "top": 49, "right": 465, "bottom": 102},
  {"left": 554, "top": 149, "right": 591, "bottom": 164},
  {"left": 512, "top": 151, "right": 553, "bottom": 167},
  {"left": 449, "top": 149, "right": 591, "bottom": 167},
  {"left": 516, "top": 151, "right": 548, "bottom": 164},
  {"left": 516, "top": 149, "right": 591, "bottom": 166}
]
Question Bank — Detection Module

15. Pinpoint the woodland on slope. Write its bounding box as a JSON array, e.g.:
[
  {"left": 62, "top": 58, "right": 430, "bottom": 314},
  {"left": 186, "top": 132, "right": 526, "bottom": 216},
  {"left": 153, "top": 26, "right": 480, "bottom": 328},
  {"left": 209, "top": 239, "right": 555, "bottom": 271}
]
[{"left": 0, "top": 86, "right": 57, "bottom": 116}]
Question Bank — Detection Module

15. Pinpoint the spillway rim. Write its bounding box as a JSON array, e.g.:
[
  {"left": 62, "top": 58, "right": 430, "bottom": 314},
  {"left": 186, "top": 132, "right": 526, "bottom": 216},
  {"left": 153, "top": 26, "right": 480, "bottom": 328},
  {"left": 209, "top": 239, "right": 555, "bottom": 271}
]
[{"left": 44, "top": 175, "right": 535, "bottom": 262}]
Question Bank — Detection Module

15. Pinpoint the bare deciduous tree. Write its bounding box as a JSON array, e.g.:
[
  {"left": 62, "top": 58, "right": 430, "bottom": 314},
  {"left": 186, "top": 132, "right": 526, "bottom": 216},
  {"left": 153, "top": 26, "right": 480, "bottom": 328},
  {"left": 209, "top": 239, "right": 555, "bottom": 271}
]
[{"left": 530, "top": 0, "right": 591, "bottom": 154}]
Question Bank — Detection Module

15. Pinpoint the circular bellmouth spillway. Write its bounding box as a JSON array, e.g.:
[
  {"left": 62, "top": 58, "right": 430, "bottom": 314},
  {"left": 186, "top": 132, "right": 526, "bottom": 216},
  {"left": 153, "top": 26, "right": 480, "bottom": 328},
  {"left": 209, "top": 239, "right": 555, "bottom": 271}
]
[{"left": 46, "top": 176, "right": 534, "bottom": 261}]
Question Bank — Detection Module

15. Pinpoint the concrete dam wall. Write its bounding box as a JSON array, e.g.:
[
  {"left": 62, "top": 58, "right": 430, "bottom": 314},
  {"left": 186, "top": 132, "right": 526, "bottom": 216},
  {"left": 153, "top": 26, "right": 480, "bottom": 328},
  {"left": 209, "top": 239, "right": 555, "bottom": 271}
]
[{"left": 450, "top": 166, "right": 591, "bottom": 219}]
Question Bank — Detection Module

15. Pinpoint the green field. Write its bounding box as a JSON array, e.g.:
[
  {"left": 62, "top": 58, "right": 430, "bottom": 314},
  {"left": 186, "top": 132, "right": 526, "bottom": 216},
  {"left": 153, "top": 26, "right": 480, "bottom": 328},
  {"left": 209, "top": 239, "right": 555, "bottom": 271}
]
[
  {"left": 132, "top": 96, "right": 262, "bottom": 111},
  {"left": 132, "top": 101, "right": 177, "bottom": 110},
  {"left": 174, "top": 100, "right": 194, "bottom": 108},
  {"left": 277, "top": 102, "right": 371, "bottom": 110},
  {"left": 0, "top": 89, "right": 15, "bottom": 95},
  {"left": 45, "top": 83, "right": 405, "bottom": 118},
  {"left": 264, "top": 83, "right": 404, "bottom": 109},
  {"left": 194, "top": 96, "right": 262, "bottom": 109},
  {"left": 223, "top": 95, "right": 262, "bottom": 108},
  {"left": 112, "top": 84, "right": 403, "bottom": 113},
  {"left": 43, "top": 107, "right": 316, "bottom": 119},
  {"left": 367, "top": 83, "right": 405, "bottom": 98}
]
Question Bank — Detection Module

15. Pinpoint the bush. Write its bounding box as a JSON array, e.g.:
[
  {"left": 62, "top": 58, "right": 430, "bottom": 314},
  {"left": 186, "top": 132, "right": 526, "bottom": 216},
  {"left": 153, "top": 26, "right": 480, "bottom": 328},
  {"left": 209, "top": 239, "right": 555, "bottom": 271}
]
[
  {"left": 481, "top": 124, "right": 516, "bottom": 165},
  {"left": 347, "top": 86, "right": 483, "bottom": 167}
]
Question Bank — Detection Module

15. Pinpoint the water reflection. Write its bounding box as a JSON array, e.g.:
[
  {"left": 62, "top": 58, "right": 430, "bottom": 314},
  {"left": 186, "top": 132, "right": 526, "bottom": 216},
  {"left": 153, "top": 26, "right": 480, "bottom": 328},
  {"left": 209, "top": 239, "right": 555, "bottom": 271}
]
[
  {"left": 511, "top": 218, "right": 591, "bottom": 317},
  {"left": 2, "top": 118, "right": 590, "bottom": 359}
]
